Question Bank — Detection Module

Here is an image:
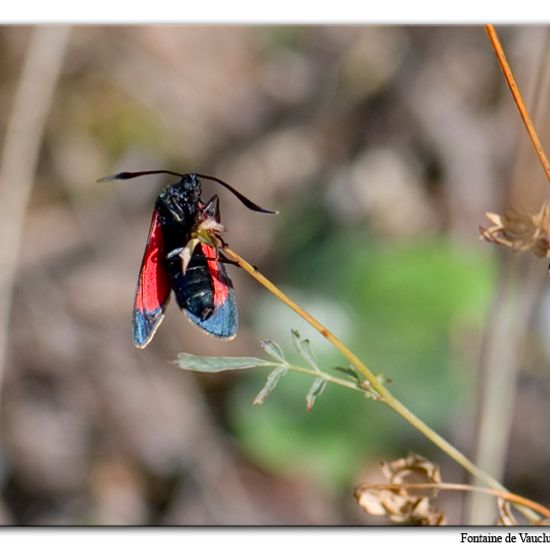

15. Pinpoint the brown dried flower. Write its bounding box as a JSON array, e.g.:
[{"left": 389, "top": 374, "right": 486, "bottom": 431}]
[
  {"left": 479, "top": 203, "right": 550, "bottom": 258},
  {"left": 354, "top": 452, "right": 446, "bottom": 526}
]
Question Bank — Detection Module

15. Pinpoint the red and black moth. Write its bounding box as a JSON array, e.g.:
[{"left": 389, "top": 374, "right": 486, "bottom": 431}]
[{"left": 99, "top": 170, "right": 277, "bottom": 348}]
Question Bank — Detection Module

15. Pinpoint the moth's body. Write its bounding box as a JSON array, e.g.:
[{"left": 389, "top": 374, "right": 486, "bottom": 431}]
[
  {"left": 156, "top": 177, "right": 219, "bottom": 320},
  {"left": 132, "top": 174, "right": 236, "bottom": 347}
]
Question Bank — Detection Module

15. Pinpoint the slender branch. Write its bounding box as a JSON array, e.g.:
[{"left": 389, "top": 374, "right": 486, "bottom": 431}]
[
  {"left": 485, "top": 24, "right": 550, "bottom": 183},
  {"left": 356, "top": 482, "right": 550, "bottom": 521},
  {"left": 222, "top": 245, "right": 539, "bottom": 523}
]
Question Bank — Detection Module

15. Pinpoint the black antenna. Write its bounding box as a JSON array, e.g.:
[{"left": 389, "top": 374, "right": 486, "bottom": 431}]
[
  {"left": 97, "top": 170, "right": 185, "bottom": 182},
  {"left": 195, "top": 173, "right": 277, "bottom": 215},
  {"left": 98, "top": 170, "right": 278, "bottom": 215}
]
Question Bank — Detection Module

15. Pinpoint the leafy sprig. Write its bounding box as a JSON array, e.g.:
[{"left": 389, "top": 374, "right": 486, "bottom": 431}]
[{"left": 175, "top": 329, "right": 382, "bottom": 411}]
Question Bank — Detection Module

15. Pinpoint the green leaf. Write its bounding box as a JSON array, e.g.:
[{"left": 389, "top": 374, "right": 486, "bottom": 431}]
[
  {"left": 260, "top": 340, "right": 287, "bottom": 364},
  {"left": 175, "top": 353, "right": 275, "bottom": 373},
  {"left": 253, "top": 366, "right": 288, "bottom": 405},
  {"left": 291, "top": 329, "right": 320, "bottom": 372},
  {"left": 333, "top": 365, "right": 361, "bottom": 383},
  {"left": 306, "top": 377, "right": 327, "bottom": 411}
]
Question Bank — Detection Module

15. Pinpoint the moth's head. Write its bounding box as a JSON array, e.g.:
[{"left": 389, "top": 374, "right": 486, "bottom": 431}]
[{"left": 179, "top": 173, "right": 201, "bottom": 202}]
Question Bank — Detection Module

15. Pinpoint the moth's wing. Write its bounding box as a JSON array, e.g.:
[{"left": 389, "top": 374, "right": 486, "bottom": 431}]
[{"left": 132, "top": 208, "right": 171, "bottom": 348}]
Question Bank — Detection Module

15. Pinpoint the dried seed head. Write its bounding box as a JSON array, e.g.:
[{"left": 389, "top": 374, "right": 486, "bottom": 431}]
[
  {"left": 354, "top": 453, "right": 446, "bottom": 525},
  {"left": 479, "top": 203, "right": 550, "bottom": 258}
]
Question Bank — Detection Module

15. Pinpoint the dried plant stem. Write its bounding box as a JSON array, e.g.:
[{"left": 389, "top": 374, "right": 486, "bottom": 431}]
[
  {"left": 470, "top": 26, "right": 550, "bottom": 524},
  {"left": 0, "top": 27, "right": 71, "bottom": 410},
  {"left": 222, "top": 246, "right": 538, "bottom": 522},
  {"left": 485, "top": 24, "right": 550, "bottom": 183},
  {"left": 356, "top": 482, "right": 550, "bottom": 520}
]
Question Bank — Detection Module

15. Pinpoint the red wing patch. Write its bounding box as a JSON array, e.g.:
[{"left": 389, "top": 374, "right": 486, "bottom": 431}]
[
  {"left": 132, "top": 209, "right": 171, "bottom": 347},
  {"left": 201, "top": 243, "right": 230, "bottom": 307}
]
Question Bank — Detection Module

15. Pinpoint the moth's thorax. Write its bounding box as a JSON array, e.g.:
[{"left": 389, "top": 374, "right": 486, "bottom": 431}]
[{"left": 157, "top": 174, "right": 202, "bottom": 226}]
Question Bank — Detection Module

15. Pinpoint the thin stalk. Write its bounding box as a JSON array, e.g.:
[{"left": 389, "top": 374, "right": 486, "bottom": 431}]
[
  {"left": 290, "top": 368, "right": 361, "bottom": 393},
  {"left": 262, "top": 361, "right": 366, "bottom": 393},
  {"left": 485, "top": 24, "right": 550, "bottom": 183},
  {"left": 222, "top": 245, "right": 539, "bottom": 523}
]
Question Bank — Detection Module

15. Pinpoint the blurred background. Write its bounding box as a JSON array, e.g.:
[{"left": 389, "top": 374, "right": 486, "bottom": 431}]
[{"left": 0, "top": 25, "right": 549, "bottom": 525}]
